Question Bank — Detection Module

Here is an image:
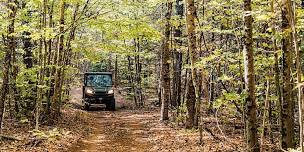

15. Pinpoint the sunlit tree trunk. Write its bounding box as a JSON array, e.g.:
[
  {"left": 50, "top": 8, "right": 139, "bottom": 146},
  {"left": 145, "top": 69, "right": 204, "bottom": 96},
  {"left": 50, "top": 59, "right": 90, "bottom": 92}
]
[
  {"left": 160, "top": 1, "right": 172, "bottom": 121},
  {"left": 52, "top": 0, "right": 66, "bottom": 117},
  {"left": 63, "top": 3, "right": 79, "bottom": 98},
  {"left": 243, "top": 0, "right": 258, "bottom": 151},
  {"left": 186, "top": 0, "right": 201, "bottom": 128}
]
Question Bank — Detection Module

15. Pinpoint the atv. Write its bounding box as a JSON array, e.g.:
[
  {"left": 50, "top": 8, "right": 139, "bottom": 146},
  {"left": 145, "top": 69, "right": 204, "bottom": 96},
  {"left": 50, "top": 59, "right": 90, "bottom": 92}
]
[{"left": 82, "top": 72, "right": 115, "bottom": 111}]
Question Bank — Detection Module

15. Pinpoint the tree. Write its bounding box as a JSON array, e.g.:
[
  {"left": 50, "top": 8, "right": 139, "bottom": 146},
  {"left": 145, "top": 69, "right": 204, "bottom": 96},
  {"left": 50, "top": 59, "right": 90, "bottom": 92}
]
[
  {"left": 243, "top": 0, "right": 258, "bottom": 151},
  {"left": 52, "top": 0, "right": 66, "bottom": 117},
  {"left": 281, "top": 0, "right": 295, "bottom": 149},
  {"left": 186, "top": 0, "right": 201, "bottom": 128},
  {"left": 0, "top": 0, "right": 17, "bottom": 130},
  {"left": 160, "top": 1, "right": 173, "bottom": 121},
  {"left": 290, "top": 0, "right": 303, "bottom": 150},
  {"left": 171, "top": 0, "right": 183, "bottom": 108}
]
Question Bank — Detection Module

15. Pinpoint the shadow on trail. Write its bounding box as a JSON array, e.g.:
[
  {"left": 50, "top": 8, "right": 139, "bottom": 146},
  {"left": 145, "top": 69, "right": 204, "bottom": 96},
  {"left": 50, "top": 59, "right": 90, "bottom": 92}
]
[{"left": 85, "top": 105, "right": 106, "bottom": 111}]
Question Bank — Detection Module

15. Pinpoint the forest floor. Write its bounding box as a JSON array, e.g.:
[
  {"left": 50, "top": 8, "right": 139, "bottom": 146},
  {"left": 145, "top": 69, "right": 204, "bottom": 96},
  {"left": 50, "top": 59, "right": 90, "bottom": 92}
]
[
  {"left": 1, "top": 87, "right": 247, "bottom": 152},
  {"left": 0, "top": 87, "right": 94, "bottom": 152},
  {"left": 67, "top": 88, "right": 245, "bottom": 152}
]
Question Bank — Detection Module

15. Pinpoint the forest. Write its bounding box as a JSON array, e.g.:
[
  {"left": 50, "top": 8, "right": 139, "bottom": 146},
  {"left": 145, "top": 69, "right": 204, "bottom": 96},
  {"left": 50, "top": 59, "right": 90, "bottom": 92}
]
[{"left": 0, "top": 0, "right": 304, "bottom": 151}]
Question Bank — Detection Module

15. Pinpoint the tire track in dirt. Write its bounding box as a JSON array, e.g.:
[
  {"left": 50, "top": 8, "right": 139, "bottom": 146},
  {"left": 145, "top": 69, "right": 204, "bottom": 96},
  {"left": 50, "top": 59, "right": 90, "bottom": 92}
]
[{"left": 68, "top": 110, "right": 154, "bottom": 152}]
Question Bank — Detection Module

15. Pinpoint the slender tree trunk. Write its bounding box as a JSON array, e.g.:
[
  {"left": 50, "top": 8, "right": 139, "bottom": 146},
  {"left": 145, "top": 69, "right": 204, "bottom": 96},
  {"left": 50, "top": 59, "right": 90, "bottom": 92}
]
[
  {"left": 261, "top": 79, "right": 270, "bottom": 151},
  {"left": 10, "top": 0, "right": 19, "bottom": 117},
  {"left": 0, "top": 0, "right": 17, "bottom": 130},
  {"left": 281, "top": 0, "right": 295, "bottom": 149},
  {"left": 36, "top": 0, "right": 49, "bottom": 129},
  {"left": 127, "top": 56, "right": 134, "bottom": 93},
  {"left": 186, "top": 71, "right": 195, "bottom": 128},
  {"left": 46, "top": 0, "right": 55, "bottom": 116},
  {"left": 172, "top": 0, "right": 183, "bottom": 108},
  {"left": 134, "top": 38, "right": 143, "bottom": 107},
  {"left": 36, "top": 16, "right": 44, "bottom": 130},
  {"left": 290, "top": 1, "right": 303, "bottom": 150},
  {"left": 114, "top": 55, "right": 118, "bottom": 88},
  {"left": 133, "top": 39, "right": 138, "bottom": 106},
  {"left": 270, "top": 0, "right": 283, "bottom": 145},
  {"left": 63, "top": 3, "right": 79, "bottom": 98},
  {"left": 160, "top": 1, "right": 172, "bottom": 121},
  {"left": 52, "top": 0, "right": 65, "bottom": 117},
  {"left": 186, "top": 0, "right": 201, "bottom": 128},
  {"left": 243, "top": 0, "right": 258, "bottom": 151}
]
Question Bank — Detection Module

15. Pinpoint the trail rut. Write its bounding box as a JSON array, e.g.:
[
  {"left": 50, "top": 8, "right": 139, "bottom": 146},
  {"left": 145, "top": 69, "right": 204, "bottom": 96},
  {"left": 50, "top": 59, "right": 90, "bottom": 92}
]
[{"left": 68, "top": 110, "right": 157, "bottom": 152}]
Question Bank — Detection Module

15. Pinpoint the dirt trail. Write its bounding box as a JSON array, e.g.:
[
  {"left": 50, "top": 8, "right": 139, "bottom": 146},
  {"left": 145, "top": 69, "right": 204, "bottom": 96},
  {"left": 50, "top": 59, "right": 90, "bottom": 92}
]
[
  {"left": 67, "top": 87, "right": 242, "bottom": 152},
  {"left": 68, "top": 110, "right": 156, "bottom": 152},
  {"left": 68, "top": 87, "right": 156, "bottom": 152}
]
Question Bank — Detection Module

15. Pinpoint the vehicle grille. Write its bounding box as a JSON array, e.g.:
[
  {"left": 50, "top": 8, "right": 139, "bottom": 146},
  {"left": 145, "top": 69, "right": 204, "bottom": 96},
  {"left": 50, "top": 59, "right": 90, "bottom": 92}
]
[{"left": 93, "top": 91, "right": 107, "bottom": 97}]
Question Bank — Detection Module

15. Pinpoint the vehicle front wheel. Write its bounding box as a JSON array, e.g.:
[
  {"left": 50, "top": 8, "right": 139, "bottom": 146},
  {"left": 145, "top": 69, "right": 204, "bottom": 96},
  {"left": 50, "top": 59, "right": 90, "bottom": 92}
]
[
  {"left": 106, "top": 98, "right": 115, "bottom": 111},
  {"left": 84, "top": 103, "right": 90, "bottom": 111}
]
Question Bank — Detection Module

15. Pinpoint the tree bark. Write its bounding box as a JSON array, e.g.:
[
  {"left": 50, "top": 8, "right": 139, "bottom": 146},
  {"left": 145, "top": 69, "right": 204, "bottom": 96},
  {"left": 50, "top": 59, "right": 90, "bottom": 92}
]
[
  {"left": 186, "top": 71, "right": 195, "bottom": 128},
  {"left": 134, "top": 38, "right": 143, "bottom": 107},
  {"left": 46, "top": 0, "right": 55, "bottom": 116},
  {"left": 270, "top": 0, "right": 283, "bottom": 146},
  {"left": 290, "top": 0, "right": 303, "bottom": 150},
  {"left": 160, "top": 1, "right": 172, "bottom": 121},
  {"left": 52, "top": 0, "right": 66, "bottom": 117},
  {"left": 260, "top": 79, "right": 270, "bottom": 151},
  {"left": 243, "top": 0, "right": 259, "bottom": 151},
  {"left": 114, "top": 55, "right": 118, "bottom": 88},
  {"left": 186, "top": 0, "right": 201, "bottom": 128},
  {"left": 172, "top": 0, "right": 183, "bottom": 108},
  {"left": 281, "top": 0, "right": 295, "bottom": 149},
  {"left": 0, "top": 0, "right": 17, "bottom": 130}
]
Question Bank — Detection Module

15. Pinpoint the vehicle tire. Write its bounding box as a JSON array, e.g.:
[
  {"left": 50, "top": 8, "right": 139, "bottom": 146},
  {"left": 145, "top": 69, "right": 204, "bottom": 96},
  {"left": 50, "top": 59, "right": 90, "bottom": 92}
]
[
  {"left": 106, "top": 98, "right": 115, "bottom": 111},
  {"left": 84, "top": 103, "right": 90, "bottom": 111}
]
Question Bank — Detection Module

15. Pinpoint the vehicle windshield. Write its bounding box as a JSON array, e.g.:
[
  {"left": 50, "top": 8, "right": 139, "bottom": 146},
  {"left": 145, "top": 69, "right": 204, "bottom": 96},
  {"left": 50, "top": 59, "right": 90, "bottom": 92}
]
[{"left": 86, "top": 74, "right": 112, "bottom": 87}]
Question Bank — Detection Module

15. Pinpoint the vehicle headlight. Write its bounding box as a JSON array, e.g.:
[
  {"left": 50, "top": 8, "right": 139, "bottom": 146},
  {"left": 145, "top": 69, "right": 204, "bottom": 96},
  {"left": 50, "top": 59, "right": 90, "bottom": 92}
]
[
  {"left": 85, "top": 88, "right": 95, "bottom": 95},
  {"left": 108, "top": 89, "right": 114, "bottom": 94}
]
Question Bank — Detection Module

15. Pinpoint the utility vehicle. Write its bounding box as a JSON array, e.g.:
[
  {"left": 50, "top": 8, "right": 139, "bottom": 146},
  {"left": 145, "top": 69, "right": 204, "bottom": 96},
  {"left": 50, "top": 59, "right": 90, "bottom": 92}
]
[{"left": 82, "top": 72, "right": 115, "bottom": 111}]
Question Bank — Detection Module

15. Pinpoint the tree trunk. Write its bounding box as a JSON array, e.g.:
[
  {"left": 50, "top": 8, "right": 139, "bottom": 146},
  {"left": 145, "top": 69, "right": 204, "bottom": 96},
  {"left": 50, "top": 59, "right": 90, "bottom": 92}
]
[
  {"left": 172, "top": 0, "right": 183, "bottom": 108},
  {"left": 186, "top": 0, "right": 201, "bottom": 128},
  {"left": 260, "top": 79, "right": 270, "bottom": 151},
  {"left": 186, "top": 71, "right": 195, "bottom": 128},
  {"left": 281, "top": 0, "right": 295, "bottom": 149},
  {"left": 114, "top": 55, "right": 118, "bottom": 88},
  {"left": 270, "top": 0, "right": 283, "bottom": 145},
  {"left": 243, "top": 0, "right": 259, "bottom": 151},
  {"left": 290, "top": 0, "right": 303, "bottom": 150},
  {"left": 10, "top": 0, "right": 19, "bottom": 117},
  {"left": 134, "top": 38, "right": 143, "bottom": 107},
  {"left": 52, "top": 0, "right": 66, "bottom": 117},
  {"left": 46, "top": 0, "right": 55, "bottom": 116},
  {"left": 160, "top": 1, "right": 172, "bottom": 121},
  {"left": 0, "top": 0, "right": 17, "bottom": 130},
  {"left": 63, "top": 3, "right": 79, "bottom": 98}
]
